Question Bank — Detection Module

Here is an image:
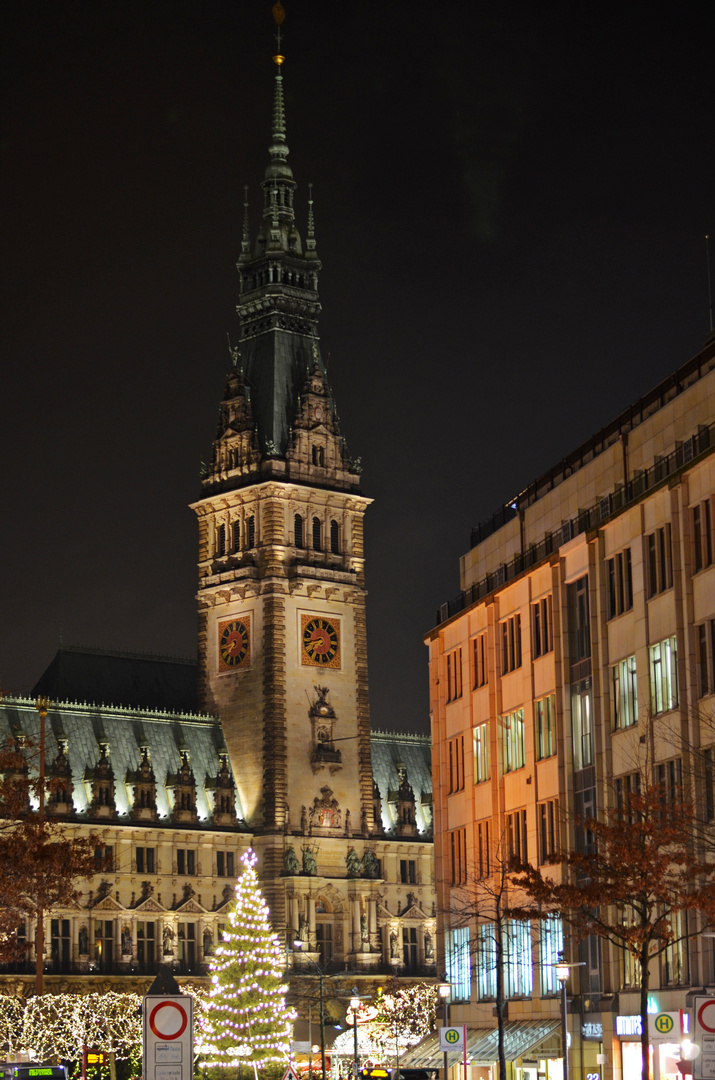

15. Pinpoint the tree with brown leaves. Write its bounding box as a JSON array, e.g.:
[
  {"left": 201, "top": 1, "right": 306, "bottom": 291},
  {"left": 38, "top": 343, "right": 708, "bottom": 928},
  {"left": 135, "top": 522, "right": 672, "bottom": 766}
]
[
  {"left": 512, "top": 781, "right": 715, "bottom": 1080},
  {"left": 0, "top": 725, "right": 96, "bottom": 982}
]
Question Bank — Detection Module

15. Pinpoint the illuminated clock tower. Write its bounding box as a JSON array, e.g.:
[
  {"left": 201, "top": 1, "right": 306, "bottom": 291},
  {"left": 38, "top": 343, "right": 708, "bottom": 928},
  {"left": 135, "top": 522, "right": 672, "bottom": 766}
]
[{"left": 191, "top": 9, "right": 374, "bottom": 925}]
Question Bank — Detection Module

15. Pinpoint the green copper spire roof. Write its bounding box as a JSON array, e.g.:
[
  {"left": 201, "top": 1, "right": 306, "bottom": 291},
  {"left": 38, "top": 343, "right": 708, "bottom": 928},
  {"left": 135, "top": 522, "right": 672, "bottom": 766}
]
[
  {"left": 200, "top": 3, "right": 361, "bottom": 495},
  {"left": 233, "top": 5, "right": 322, "bottom": 457}
]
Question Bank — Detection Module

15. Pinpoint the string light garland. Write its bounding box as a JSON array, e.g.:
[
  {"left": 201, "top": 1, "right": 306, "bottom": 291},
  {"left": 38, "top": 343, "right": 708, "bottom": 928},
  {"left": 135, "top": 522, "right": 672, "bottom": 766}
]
[
  {"left": 196, "top": 848, "right": 295, "bottom": 1075},
  {"left": 370, "top": 983, "right": 439, "bottom": 1056},
  {"left": 1, "top": 987, "right": 210, "bottom": 1067}
]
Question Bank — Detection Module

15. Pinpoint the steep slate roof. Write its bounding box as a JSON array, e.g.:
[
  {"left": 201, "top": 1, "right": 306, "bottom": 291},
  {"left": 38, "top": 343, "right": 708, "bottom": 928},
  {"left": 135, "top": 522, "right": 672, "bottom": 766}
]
[
  {"left": 24, "top": 649, "right": 432, "bottom": 836},
  {"left": 0, "top": 697, "right": 243, "bottom": 825},
  {"left": 370, "top": 728, "right": 432, "bottom": 837},
  {"left": 33, "top": 645, "right": 198, "bottom": 714}
]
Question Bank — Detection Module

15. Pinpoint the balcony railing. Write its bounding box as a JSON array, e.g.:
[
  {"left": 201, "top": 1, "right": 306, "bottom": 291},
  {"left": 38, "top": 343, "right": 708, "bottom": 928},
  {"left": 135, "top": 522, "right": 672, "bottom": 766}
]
[{"left": 437, "top": 421, "right": 713, "bottom": 628}]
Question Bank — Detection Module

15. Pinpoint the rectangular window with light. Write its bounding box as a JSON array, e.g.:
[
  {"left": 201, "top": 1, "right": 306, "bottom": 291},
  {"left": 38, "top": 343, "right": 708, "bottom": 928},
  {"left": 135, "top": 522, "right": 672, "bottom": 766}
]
[
  {"left": 477, "top": 923, "right": 497, "bottom": 1000},
  {"left": 505, "top": 920, "right": 533, "bottom": 998},
  {"left": 650, "top": 635, "right": 678, "bottom": 714},
  {"left": 446, "top": 927, "right": 471, "bottom": 1001},
  {"left": 571, "top": 683, "right": 593, "bottom": 770},
  {"left": 473, "top": 722, "right": 490, "bottom": 783},
  {"left": 502, "top": 709, "right": 525, "bottom": 773},
  {"left": 535, "top": 694, "right": 556, "bottom": 759},
  {"left": 539, "top": 915, "right": 563, "bottom": 995},
  {"left": 611, "top": 655, "right": 638, "bottom": 729}
]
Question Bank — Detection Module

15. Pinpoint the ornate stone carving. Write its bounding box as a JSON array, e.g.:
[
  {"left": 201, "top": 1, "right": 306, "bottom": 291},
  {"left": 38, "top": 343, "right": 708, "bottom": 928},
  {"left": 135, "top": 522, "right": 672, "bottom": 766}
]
[{"left": 309, "top": 786, "right": 342, "bottom": 832}]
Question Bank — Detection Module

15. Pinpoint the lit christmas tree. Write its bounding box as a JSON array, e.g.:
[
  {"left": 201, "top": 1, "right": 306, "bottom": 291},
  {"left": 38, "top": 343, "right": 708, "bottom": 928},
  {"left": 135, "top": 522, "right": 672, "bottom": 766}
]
[{"left": 198, "top": 849, "right": 294, "bottom": 1076}]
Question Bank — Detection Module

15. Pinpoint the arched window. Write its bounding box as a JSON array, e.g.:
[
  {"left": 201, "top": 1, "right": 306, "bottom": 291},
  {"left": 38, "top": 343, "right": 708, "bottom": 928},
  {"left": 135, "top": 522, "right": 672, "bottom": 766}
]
[
  {"left": 315, "top": 896, "right": 334, "bottom": 965},
  {"left": 330, "top": 520, "right": 340, "bottom": 554},
  {"left": 233, "top": 521, "right": 240, "bottom": 552},
  {"left": 217, "top": 524, "right": 226, "bottom": 557},
  {"left": 313, "top": 517, "right": 322, "bottom": 551},
  {"left": 248, "top": 515, "right": 256, "bottom": 548},
  {"left": 294, "top": 514, "right": 304, "bottom": 548},
  {"left": 312, "top": 445, "right": 325, "bottom": 467}
]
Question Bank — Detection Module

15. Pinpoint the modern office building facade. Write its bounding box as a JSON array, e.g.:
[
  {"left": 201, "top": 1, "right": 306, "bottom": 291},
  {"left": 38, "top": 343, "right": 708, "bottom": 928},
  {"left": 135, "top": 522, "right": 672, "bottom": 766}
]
[{"left": 424, "top": 338, "right": 715, "bottom": 1080}]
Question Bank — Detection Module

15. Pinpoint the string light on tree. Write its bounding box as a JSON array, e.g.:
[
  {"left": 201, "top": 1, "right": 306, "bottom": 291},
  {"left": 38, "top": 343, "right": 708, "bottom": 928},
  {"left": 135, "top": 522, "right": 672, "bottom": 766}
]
[{"left": 197, "top": 848, "right": 295, "bottom": 1076}]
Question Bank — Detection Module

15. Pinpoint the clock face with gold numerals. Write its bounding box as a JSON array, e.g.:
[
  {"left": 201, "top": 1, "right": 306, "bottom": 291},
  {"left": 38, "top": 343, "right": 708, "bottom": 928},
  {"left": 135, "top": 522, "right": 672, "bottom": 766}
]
[
  {"left": 301, "top": 615, "right": 340, "bottom": 668},
  {"left": 218, "top": 617, "right": 250, "bottom": 671}
]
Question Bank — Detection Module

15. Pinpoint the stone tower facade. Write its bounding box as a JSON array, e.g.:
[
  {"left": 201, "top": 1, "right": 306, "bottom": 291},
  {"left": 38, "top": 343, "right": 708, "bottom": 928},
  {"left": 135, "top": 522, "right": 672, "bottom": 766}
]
[{"left": 191, "top": 31, "right": 375, "bottom": 928}]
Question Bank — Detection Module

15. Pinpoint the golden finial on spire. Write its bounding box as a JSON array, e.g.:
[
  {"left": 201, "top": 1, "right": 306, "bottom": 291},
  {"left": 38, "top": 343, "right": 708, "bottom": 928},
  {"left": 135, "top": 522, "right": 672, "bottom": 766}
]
[{"left": 272, "top": 1, "right": 285, "bottom": 65}]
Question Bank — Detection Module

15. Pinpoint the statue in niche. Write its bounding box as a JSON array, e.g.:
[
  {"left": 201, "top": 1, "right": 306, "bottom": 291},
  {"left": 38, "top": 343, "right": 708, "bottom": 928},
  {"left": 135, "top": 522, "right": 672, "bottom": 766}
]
[
  {"left": 78, "top": 926, "right": 89, "bottom": 955},
  {"left": 424, "top": 932, "right": 434, "bottom": 960},
  {"left": 360, "top": 913, "right": 368, "bottom": 942},
  {"left": 162, "top": 925, "right": 174, "bottom": 955},
  {"left": 302, "top": 848, "right": 317, "bottom": 876},
  {"left": 298, "top": 913, "right": 308, "bottom": 943},
  {"left": 203, "top": 929, "right": 213, "bottom": 956},
  {"left": 362, "top": 849, "right": 379, "bottom": 878},
  {"left": 345, "top": 848, "right": 361, "bottom": 877},
  {"left": 121, "top": 926, "right": 132, "bottom": 955},
  {"left": 309, "top": 687, "right": 342, "bottom": 770},
  {"left": 284, "top": 846, "right": 300, "bottom": 875},
  {"left": 390, "top": 931, "right": 398, "bottom": 959}
]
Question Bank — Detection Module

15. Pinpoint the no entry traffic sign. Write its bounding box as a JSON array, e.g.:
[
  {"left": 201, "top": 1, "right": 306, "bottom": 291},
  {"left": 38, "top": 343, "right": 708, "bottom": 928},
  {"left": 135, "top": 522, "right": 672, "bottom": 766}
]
[
  {"left": 149, "top": 1001, "right": 189, "bottom": 1040},
  {"left": 694, "top": 997, "right": 715, "bottom": 1079},
  {"left": 143, "top": 994, "right": 194, "bottom": 1080}
]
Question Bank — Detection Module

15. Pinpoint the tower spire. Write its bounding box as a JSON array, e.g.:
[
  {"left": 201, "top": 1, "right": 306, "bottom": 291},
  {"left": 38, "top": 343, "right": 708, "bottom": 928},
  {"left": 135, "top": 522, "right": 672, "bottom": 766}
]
[
  {"left": 306, "top": 182, "right": 317, "bottom": 258},
  {"left": 240, "top": 186, "right": 250, "bottom": 258},
  {"left": 266, "top": 2, "right": 292, "bottom": 186}
]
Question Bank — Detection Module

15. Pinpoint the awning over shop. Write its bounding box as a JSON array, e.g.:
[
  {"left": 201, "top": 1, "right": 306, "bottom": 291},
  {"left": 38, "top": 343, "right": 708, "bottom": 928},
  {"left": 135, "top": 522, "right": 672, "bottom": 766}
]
[{"left": 402, "top": 1020, "right": 561, "bottom": 1068}]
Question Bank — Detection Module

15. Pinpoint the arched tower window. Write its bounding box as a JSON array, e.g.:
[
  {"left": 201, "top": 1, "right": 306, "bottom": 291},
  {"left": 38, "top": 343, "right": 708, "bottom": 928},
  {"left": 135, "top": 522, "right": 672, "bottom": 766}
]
[
  {"left": 330, "top": 520, "right": 340, "bottom": 554},
  {"left": 233, "top": 521, "right": 241, "bottom": 552},
  {"left": 312, "top": 445, "right": 325, "bottom": 467},
  {"left": 248, "top": 515, "right": 256, "bottom": 548},
  {"left": 313, "top": 517, "right": 322, "bottom": 552},
  {"left": 217, "top": 524, "right": 226, "bottom": 557},
  {"left": 294, "top": 514, "right": 304, "bottom": 548}
]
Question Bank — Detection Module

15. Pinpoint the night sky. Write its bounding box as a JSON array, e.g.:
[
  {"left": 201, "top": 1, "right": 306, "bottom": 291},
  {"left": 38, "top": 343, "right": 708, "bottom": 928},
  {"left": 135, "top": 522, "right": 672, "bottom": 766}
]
[{"left": 2, "top": 3, "right": 714, "bottom": 733}]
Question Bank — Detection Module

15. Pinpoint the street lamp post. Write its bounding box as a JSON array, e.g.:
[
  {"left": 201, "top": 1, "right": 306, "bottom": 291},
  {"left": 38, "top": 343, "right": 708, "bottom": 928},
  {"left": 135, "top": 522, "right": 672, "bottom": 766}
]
[
  {"left": 438, "top": 979, "right": 451, "bottom": 1080},
  {"left": 294, "top": 938, "right": 327, "bottom": 1080},
  {"left": 350, "top": 989, "right": 361, "bottom": 1080},
  {"left": 555, "top": 964, "right": 570, "bottom": 1080},
  {"left": 35, "top": 697, "right": 49, "bottom": 996}
]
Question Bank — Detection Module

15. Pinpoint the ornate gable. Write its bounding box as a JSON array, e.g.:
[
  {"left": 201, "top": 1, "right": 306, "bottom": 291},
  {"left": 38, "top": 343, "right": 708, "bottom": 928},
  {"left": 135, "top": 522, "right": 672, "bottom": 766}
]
[
  {"left": 174, "top": 897, "right": 207, "bottom": 915},
  {"left": 168, "top": 751, "right": 198, "bottom": 824},
  {"left": 208, "top": 361, "right": 261, "bottom": 482},
  {"left": 133, "top": 896, "right": 165, "bottom": 914},
  {"left": 85, "top": 743, "right": 116, "bottom": 819},
  {"left": 91, "top": 894, "right": 125, "bottom": 913}
]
